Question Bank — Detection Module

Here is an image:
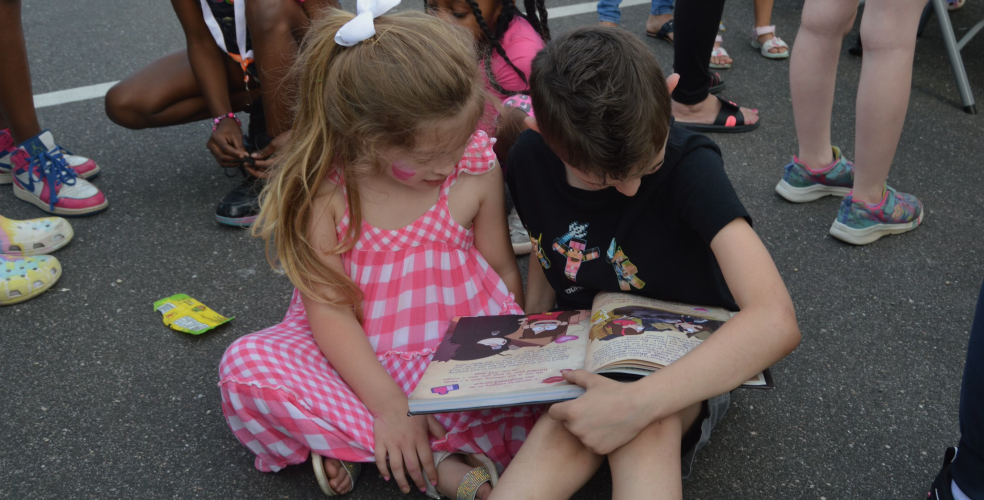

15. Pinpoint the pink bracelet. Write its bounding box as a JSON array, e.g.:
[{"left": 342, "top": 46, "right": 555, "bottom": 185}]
[{"left": 212, "top": 113, "right": 241, "bottom": 131}]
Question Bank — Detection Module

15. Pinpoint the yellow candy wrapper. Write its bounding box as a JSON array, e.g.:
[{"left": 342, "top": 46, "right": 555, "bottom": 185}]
[{"left": 154, "top": 294, "right": 233, "bottom": 335}]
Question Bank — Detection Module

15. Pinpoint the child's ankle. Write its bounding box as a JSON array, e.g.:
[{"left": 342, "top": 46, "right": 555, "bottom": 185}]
[{"left": 796, "top": 151, "right": 835, "bottom": 172}]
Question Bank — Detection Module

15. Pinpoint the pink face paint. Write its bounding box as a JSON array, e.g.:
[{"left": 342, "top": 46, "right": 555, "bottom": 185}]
[{"left": 391, "top": 160, "right": 416, "bottom": 181}]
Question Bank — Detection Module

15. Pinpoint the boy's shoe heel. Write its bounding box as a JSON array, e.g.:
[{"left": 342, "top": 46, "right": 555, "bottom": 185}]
[
  {"left": 0, "top": 254, "right": 62, "bottom": 306},
  {"left": 775, "top": 146, "right": 854, "bottom": 203},
  {"left": 828, "top": 187, "right": 923, "bottom": 245}
]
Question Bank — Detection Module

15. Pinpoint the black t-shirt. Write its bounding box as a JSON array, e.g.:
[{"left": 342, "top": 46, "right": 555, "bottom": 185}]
[{"left": 506, "top": 126, "right": 750, "bottom": 311}]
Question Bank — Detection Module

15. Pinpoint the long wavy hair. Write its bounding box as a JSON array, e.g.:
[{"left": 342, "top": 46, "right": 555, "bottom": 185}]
[{"left": 253, "top": 10, "right": 488, "bottom": 320}]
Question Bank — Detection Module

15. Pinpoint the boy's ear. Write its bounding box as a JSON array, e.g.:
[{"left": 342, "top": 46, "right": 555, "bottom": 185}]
[
  {"left": 525, "top": 116, "right": 540, "bottom": 133},
  {"left": 666, "top": 73, "right": 680, "bottom": 95}
]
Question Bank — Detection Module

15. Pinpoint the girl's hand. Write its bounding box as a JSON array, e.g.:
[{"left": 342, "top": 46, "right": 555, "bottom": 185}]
[
  {"left": 207, "top": 118, "right": 247, "bottom": 167},
  {"left": 548, "top": 370, "right": 651, "bottom": 455},
  {"left": 247, "top": 131, "right": 291, "bottom": 178},
  {"left": 372, "top": 409, "right": 445, "bottom": 494}
]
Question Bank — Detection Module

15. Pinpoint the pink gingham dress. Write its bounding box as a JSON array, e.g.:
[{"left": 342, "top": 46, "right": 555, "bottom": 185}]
[{"left": 218, "top": 131, "right": 540, "bottom": 473}]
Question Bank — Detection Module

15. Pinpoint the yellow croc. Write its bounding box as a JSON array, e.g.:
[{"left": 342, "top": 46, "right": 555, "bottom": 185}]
[
  {"left": 0, "top": 215, "right": 73, "bottom": 256},
  {"left": 0, "top": 254, "right": 62, "bottom": 306}
]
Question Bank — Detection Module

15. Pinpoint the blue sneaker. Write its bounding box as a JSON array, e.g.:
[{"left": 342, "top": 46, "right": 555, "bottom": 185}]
[
  {"left": 775, "top": 146, "right": 853, "bottom": 203},
  {"left": 829, "top": 186, "right": 923, "bottom": 245}
]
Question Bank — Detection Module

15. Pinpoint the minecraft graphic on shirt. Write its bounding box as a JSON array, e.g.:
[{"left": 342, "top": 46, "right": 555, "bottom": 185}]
[
  {"left": 606, "top": 238, "right": 645, "bottom": 291},
  {"left": 554, "top": 237, "right": 601, "bottom": 282},
  {"left": 530, "top": 233, "right": 551, "bottom": 269}
]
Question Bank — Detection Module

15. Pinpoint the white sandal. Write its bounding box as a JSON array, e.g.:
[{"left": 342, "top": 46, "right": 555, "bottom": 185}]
[
  {"left": 422, "top": 451, "right": 499, "bottom": 500},
  {"left": 710, "top": 35, "right": 732, "bottom": 69},
  {"left": 312, "top": 453, "right": 362, "bottom": 496},
  {"left": 750, "top": 25, "right": 789, "bottom": 59}
]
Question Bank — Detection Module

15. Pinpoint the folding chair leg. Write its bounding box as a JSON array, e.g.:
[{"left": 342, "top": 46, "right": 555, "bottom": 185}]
[{"left": 932, "top": 0, "right": 977, "bottom": 113}]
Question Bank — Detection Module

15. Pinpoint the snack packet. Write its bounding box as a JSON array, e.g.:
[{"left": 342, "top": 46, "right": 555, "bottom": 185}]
[{"left": 154, "top": 294, "right": 233, "bottom": 335}]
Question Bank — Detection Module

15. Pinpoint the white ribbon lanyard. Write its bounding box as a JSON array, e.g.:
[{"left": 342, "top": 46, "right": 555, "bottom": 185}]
[
  {"left": 199, "top": 0, "right": 254, "bottom": 81},
  {"left": 335, "top": 0, "right": 402, "bottom": 47}
]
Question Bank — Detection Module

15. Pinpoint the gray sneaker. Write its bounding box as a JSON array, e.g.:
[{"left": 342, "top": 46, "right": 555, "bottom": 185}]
[{"left": 508, "top": 208, "right": 532, "bottom": 255}]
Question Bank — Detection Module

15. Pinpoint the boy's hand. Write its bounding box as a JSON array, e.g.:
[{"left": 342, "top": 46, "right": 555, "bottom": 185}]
[
  {"left": 548, "top": 370, "right": 652, "bottom": 455},
  {"left": 248, "top": 131, "right": 291, "bottom": 178},
  {"left": 207, "top": 118, "right": 247, "bottom": 167},
  {"left": 372, "top": 408, "right": 443, "bottom": 494}
]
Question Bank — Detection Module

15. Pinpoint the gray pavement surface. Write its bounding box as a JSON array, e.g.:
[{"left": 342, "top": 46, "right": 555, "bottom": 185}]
[{"left": 2, "top": 0, "right": 983, "bottom": 498}]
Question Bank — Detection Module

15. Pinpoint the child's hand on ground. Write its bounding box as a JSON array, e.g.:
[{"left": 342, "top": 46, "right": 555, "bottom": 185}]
[
  {"left": 248, "top": 131, "right": 290, "bottom": 178},
  {"left": 207, "top": 118, "right": 248, "bottom": 168},
  {"left": 372, "top": 408, "right": 445, "bottom": 494},
  {"left": 548, "top": 369, "right": 652, "bottom": 455}
]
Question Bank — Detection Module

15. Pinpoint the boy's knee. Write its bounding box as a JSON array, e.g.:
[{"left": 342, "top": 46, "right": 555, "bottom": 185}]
[
  {"left": 245, "top": 0, "right": 295, "bottom": 36},
  {"left": 104, "top": 83, "right": 145, "bottom": 129}
]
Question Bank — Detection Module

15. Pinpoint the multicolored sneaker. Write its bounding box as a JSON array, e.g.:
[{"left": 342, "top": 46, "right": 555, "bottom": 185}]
[
  {"left": 829, "top": 186, "right": 923, "bottom": 245},
  {"left": 775, "top": 146, "right": 854, "bottom": 203},
  {"left": 0, "top": 129, "right": 100, "bottom": 185},
  {"left": 10, "top": 130, "right": 108, "bottom": 216},
  {"left": 0, "top": 215, "right": 74, "bottom": 256},
  {"left": 0, "top": 254, "right": 62, "bottom": 306}
]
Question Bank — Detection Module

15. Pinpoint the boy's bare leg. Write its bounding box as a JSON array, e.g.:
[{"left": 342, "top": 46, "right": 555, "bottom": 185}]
[
  {"left": 488, "top": 414, "right": 604, "bottom": 500},
  {"left": 0, "top": 0, "right": 42, "bottom": 143},
  {"left": 850, "top": 0, "right": 925, "bottom": 204},
  {"left": 789, "top": 0, "right": 857, "bottom": 170},
  {"left": 245, "top": 0, "right": 311, "bottom": 138},
  {"left": 608, "top": 402, "right": 702, "bottom": 500}
]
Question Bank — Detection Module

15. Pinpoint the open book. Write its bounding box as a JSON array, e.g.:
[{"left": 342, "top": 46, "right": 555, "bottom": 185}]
[{"left": 408, "top": 292, "right": 773, "bottom": 415}]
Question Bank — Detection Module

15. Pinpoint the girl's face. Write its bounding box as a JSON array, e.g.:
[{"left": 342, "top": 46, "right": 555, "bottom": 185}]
[
  {"left": 425, "top": 0, "right": 503, "bottom": 42},
  {"left": 378, "top": 118, "right": 472, "bottom": 192}
]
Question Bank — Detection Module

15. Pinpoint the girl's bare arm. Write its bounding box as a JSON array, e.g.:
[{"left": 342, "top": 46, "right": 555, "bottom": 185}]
[
  {"left": 171, "top": 0, "right": 235, "bottom": 117},
  {"left": 524, "top": 254, "right": 556, "bottom": 314},
  {"left": 471, "top": 162, "right": 526, "bottom": 311}
]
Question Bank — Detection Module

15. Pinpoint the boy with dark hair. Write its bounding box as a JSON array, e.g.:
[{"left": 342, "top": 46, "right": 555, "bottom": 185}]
[{"left": 491, "top": 26, "right": 801, "bottom": 499}]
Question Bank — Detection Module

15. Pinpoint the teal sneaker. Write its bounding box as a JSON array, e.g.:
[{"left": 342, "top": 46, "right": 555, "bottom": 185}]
[
  {"left": 775, "top": 146, "right": 854, "bottom": 203},
  {"left": 829, "top": 186, "right": 923, "bottom": 245}
]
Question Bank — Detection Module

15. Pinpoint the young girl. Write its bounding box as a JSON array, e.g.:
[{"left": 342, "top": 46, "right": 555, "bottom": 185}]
[
  {"left": 105, "top": 0, "right": 336, "bottom": 227},
  {"left": 219, "top": 9, "right": 536, "bottom": 500},
  {"left": 424, "top": 0, "right": 548, "bottom": 255}
]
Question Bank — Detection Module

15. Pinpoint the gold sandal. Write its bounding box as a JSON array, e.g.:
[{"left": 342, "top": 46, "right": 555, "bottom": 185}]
[
  {"left": 423, "top": 452, "right": 498, "bottom": 500},
  {"left": 311, "top": 453, "right": 361, "bottom": 496}
]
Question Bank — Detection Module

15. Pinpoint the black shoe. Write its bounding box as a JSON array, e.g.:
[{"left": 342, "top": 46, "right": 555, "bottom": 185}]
[
  {"left": 244, "top": 98, "right": 266, "bottom": 151},
  {"left": 216, "top": 171, "right": 263, "bottom": 227},
  {"left": 928, "top": 447, "right": 957, "bottom": 500}
]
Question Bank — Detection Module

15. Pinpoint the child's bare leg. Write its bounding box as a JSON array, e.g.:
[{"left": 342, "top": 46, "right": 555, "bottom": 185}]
[
  {"left": 851, "top": 0, "right": 925, "bottom": 204},
  {"left": 608, "top": 402, "right": 702, "bottom": 500},
  {"left": 789, "top": 0, "right": 856, "bottom": 169},
  {"left": 104, "top": 51, "right": 258, "bottom": 130},
  {"left": 245, "top": 0, "right": 310, "bottom": 138},
  {"left": 488, "top": 414, "right": 604, "bottom": 500},
  {"left": 0, "top": 0, "right": 42, "bottom": 142}
]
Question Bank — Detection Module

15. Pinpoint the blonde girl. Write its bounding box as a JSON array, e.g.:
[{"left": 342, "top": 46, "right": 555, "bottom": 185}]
[{"left": 218, "top": 7, "right": 535, "bottom": 500}]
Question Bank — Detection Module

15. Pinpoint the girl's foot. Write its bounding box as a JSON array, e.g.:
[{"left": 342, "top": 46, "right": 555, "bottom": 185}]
[
  {"left": 645, "top": 14, "right": 674, "bottom": 43},
  {"left": 751, "top": 25, "right": 789, "bottom": 59},
  {"left": 672, "top": 94, "right": 759, "bottom": 130},
  {"left": 436, "top": 455, "right": 494, "bottom": 500},
  {"left": 711, "top": 35, "right": 732, "bottom": 69},
  {"left": 312, "top": 455, "right": 359, "bottom": 496},
  {"left": 598, "top": 21, "right": 617, "bottom": 28},
  {"left": 0, "top": 254, "right": 62, "bottom": 306},
  {"left": 0, "top": 215, "right": 74, "bottom": 256},
  {"left": 830, "top": 186, "right": 923, "bottom": 245}
]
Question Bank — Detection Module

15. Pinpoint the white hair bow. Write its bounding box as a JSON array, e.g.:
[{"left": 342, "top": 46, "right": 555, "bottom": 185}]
[{"left": 335, "top": 0, "right": 402, "bottom": 47}]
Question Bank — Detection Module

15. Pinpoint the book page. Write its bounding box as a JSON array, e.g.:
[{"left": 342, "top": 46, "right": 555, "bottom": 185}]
[
  {"left": 584, "top": 293, "right": 732, "bottom": 373},
  {"left": 410, "top": 311, "right": 591, "bottom": 404}
]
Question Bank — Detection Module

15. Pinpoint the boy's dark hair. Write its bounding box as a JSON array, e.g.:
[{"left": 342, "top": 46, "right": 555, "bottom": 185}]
[
  {"left": 529, "top": 26, "right": 672, "bottom": 182},
  {"left": 427, "top": 0, "right": 549, "bottom": 96}
]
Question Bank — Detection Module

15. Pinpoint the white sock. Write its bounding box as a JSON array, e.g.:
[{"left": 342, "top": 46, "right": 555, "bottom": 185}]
[{"left": 952, "top": 480, "right": 971, "bottom": 500}]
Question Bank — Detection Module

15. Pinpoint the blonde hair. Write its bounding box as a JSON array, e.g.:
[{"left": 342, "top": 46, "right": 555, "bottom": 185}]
[{"left": 253, "top": 9, "right": 488, "bottom": 319}]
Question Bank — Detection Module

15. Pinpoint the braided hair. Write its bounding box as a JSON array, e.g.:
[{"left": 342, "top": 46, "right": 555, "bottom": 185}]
[{"left": 429, "top": 0, "right": 550, "bottom": 96}]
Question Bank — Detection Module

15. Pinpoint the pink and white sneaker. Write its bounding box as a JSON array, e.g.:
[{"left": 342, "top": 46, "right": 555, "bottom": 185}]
[
  {"left": 10, "top": 130, "right": 108, "bottom": 216},
  {"left": 0, "top": 129, "right": 100, "bottom": 185}
]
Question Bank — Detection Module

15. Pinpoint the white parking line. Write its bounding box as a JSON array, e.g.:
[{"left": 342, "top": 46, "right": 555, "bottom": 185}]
[{"left": 32, "top": 0, "right": 647, "bottom": 109}]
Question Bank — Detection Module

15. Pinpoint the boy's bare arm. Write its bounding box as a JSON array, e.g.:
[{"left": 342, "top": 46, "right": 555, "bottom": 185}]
[{"left": 549, "top": 218, "right": 800, "bottom": 455}]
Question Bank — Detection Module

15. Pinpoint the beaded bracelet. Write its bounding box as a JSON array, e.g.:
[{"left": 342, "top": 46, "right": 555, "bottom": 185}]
[{"left": 212, "top": 113, "right": 241, "bottom": 131}]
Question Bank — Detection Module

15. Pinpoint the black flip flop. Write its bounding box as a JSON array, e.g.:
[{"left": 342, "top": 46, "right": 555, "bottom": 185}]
[
  {"left": 646, "top": 19, "right": 674, "bottom": 44},
  {"left": 675, "top": 95, "right": 760, "bottom": 133},
  {"left": 709, "top": 72, "right": 725, "bottom": 95}
]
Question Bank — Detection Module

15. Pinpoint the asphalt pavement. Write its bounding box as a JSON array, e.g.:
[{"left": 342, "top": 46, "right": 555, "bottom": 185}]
[{"left": 2, "top": 0, "right": 983, "bottom": 498}]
